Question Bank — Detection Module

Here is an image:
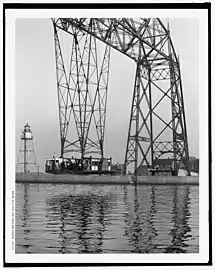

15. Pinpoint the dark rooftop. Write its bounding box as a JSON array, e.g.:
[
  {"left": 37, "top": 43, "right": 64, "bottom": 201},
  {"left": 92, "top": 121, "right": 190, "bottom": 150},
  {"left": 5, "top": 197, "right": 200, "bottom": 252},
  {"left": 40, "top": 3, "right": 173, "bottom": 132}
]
[{"left": 153, "top": 158, "right": 174, "bottom": 166}]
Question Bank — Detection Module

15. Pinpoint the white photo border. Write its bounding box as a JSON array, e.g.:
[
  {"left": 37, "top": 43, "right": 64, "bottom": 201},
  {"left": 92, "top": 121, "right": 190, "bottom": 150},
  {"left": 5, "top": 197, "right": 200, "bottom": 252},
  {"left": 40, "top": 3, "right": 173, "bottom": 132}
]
[{"left": 3, "top": 3, "right": 211, "bottom": 266}]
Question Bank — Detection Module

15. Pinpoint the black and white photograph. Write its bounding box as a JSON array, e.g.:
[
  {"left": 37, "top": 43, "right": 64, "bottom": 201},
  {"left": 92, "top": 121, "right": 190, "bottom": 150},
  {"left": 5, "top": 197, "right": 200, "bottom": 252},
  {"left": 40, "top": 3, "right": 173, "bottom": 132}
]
[{"left": 3, "top": 2, "right": 211, "bottom": 267}]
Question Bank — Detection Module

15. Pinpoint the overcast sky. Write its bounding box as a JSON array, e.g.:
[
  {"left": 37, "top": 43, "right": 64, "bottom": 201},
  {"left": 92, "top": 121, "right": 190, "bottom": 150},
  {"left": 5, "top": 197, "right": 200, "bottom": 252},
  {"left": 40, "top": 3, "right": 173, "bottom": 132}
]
[{"left": 15, "top": 18, "right": 199, "bottom": 171}]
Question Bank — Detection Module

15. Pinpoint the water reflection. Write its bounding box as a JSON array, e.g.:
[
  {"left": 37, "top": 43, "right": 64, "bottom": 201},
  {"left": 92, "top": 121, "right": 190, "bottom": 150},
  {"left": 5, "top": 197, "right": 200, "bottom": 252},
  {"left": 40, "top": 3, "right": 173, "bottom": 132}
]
[
  {"left": 76, "top": 195, "right": 94, "bottom": 253},
  {"left": 123, "top": 185, "right": 193, "bottom": 253},
  {"left": 58, "top": 203, "right": 68, "bottom": 254},
  {"left": 94, "top": 196, "right": 111, "bottom": 253},
  {"left": 124, "top": 186, "right": 158, "bottom": 253},
  {"left": 46, "top": 192, "right": 113, "bottom": 253},
  {"left": 144, "top": 186, "right": 158, "bottom": 253},
  {"left": 165, "top": 186, "right": 192, "bottom": 253},
  {"left": 15, "top": 184, "right": 199, "bottom": 254},
  {"left": 20, "top": 184, "right": 32, "bottom": 253}
]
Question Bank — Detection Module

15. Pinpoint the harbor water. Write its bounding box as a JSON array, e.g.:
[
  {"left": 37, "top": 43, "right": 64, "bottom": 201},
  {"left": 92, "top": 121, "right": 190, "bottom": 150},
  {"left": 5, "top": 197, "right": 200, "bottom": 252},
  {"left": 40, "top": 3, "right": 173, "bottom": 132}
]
[{"left": 15, "top": 183, "right": 199, "bottom": 253}]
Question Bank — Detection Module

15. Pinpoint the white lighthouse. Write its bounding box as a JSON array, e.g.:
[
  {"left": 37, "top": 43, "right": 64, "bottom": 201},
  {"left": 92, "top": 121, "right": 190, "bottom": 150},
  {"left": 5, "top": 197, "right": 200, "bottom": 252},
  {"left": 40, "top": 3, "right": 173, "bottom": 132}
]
[{"left": 16, "top": 123, "right": 37, "bottom": 174}]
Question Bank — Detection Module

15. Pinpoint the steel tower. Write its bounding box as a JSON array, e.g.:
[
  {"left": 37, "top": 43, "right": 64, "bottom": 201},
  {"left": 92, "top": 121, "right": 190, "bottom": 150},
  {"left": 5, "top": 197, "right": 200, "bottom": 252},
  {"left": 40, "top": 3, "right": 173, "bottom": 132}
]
[
  {"left": 16, "top": 123, "right": 37, "bottom": 174},
  {"left": 53, "top": 19, "right": 110, "bottom": 159},
  {"left": 52, "top": 18, "right": 190, "bottom": 175}
]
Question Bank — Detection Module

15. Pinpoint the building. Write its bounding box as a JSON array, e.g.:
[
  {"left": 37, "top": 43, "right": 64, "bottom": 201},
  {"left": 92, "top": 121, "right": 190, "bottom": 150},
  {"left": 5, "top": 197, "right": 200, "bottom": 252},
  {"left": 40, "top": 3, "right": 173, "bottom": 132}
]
[
  {"left": 153, "top": 158, "right": 174, "bottom": 171},
  {"left": 111, "top": 163, "right": 124, "bottom": 175},
  {"left": 189, "top": 157, "right": 199, "bottom": 173},
  {"left": 151, "top": 158, "right": 175, "bottom": 176},
  {"left": 136, "top": 165, "right": 149, "bottom": 176}
]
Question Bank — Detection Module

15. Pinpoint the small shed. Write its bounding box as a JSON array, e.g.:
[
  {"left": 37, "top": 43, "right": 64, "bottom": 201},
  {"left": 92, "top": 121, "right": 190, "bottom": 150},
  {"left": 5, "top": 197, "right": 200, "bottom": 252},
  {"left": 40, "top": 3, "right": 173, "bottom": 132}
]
[{"left": 153, "top": 158, "right": 174, "bottom": 171}]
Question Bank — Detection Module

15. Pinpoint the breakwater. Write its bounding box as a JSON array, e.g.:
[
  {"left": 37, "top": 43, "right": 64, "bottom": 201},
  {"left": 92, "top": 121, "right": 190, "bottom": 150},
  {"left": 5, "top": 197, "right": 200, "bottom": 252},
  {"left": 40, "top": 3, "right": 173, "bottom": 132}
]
[{"left": 16, "top": 173, "right": 199, "bottom": 185}]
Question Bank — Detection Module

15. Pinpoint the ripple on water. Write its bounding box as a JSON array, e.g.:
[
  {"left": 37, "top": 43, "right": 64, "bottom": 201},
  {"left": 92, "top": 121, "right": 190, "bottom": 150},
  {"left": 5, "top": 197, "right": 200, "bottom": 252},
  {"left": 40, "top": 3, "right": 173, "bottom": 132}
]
[{"left": 15, "top": 183, "right": 199, "bottom": 253}]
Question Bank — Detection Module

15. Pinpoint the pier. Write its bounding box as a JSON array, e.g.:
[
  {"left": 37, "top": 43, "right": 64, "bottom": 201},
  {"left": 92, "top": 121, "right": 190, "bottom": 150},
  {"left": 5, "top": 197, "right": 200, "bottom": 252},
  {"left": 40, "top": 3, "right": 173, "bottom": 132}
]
[{"left": 16, "top": 173, "right": 199, "bottom": 185}]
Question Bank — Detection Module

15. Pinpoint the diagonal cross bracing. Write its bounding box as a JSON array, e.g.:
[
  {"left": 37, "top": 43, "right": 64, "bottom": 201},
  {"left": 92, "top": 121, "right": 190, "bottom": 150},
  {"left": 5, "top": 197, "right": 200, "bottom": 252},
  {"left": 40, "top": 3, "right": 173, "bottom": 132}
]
[
  {"left": 52, "top": 18, "right": 190, "bottom": 175},
  {"left": 53, "top": 19, "right": 111, "bottom": 158}
]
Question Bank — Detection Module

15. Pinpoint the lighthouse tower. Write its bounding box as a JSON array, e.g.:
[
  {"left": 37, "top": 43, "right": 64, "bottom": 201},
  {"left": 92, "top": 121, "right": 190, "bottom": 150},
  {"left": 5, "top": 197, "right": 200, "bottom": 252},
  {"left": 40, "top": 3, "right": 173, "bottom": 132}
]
[{"left": 16, "top": 123, "right": 37, "bottom": 174}]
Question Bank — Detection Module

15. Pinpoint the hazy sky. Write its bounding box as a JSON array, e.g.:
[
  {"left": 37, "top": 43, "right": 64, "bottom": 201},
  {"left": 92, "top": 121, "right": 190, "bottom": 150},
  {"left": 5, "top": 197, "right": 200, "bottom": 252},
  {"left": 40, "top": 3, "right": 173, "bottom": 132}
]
[{"left": 16, "top": 18, "right": 199, "bottom": 171}]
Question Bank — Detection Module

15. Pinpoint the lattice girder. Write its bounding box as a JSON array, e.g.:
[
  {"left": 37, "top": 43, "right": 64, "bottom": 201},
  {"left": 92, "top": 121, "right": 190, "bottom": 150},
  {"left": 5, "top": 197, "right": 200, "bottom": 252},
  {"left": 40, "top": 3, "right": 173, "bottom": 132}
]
[
  {"left": 52, "top": 18, "right": 190, "bottom": 174},
  {"left": 53, "top": 20, "right": 111, "bottom": 158}
]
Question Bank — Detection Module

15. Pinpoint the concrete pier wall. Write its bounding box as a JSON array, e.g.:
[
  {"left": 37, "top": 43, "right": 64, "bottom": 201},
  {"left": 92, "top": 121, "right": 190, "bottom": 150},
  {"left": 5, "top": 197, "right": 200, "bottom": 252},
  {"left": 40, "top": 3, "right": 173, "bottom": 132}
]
[{"left": 16, "top": 173, "right": 199, "bottom": 185}]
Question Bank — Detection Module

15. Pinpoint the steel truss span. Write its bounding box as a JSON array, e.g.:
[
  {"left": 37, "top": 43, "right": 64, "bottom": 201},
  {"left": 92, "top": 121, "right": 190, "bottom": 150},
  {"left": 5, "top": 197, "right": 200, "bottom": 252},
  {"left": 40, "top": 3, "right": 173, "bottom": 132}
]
[{"left": 52, "top": 18, "right": 190, "bottom": 175}]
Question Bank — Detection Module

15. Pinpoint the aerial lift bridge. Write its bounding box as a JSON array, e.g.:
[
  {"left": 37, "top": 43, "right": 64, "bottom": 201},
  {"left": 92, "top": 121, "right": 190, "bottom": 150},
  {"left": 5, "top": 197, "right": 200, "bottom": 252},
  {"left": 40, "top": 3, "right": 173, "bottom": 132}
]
[{"left": 52, "top": 18, "right": 190, "bottom": 176}]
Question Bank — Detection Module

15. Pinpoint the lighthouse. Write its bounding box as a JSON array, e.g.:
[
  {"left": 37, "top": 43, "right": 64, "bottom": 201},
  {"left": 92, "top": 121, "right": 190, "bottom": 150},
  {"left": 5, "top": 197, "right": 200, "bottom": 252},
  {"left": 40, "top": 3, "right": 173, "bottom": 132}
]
[{"left": 16, "top": 123, "right": 37, "bottom": 174}]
